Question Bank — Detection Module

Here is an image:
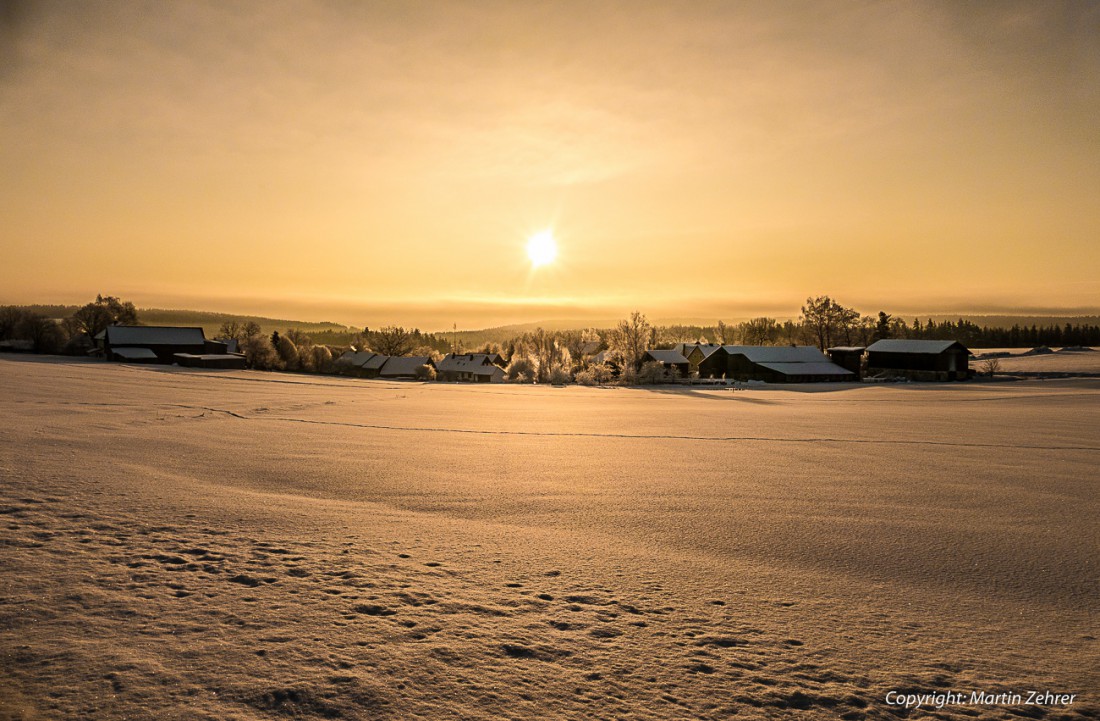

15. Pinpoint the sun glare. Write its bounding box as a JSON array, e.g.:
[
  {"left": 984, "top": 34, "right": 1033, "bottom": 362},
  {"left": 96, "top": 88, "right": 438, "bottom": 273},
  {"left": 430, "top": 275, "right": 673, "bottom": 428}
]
[{"left": 526, "top": 230, "right": 557, "bottom": 268}]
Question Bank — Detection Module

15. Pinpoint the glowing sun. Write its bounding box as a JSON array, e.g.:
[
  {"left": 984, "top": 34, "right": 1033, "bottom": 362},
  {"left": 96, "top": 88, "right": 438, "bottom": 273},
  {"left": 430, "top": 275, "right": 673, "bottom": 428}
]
[{"left": 526, "top": 230, "right": 557, "bottom": 268}]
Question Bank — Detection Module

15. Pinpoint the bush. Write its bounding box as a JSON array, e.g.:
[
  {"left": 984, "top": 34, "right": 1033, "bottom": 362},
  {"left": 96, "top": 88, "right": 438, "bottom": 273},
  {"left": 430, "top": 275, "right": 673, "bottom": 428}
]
[
  {"left": 276, "top": 335, "right": 300, "bottom": 370},
  {"left": 506, "top": 356, "right": 536, "bottom": 383},
  {"left": 415, "top": 364, "right": 436, "bottom": 381},
  {"left": 242, "top": 334, "right": 283, "bottom": 370},
  {"left": 548, "top": 364, "right": 571, "bottom": 385},
  {"left": 636, "top": 361, "right": 667, "bottom": 385},
  {"left": 311, "top": 345, "right": 334, "bottom": 374}
]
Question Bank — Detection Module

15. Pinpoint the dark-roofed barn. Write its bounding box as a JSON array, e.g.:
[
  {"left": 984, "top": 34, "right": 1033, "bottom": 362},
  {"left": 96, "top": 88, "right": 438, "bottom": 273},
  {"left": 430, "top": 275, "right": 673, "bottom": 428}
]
[
  {"left": 865, "top": 339, "right": 971, "bottom": 381},
  {"left": 98, "top": 326, "right": 207, "bottom": 363},
  {"left": 826, "top": 346, "right": 865, "bottom": 377},
  {"left": 698, "top": 345, "right": 855, "bottom": 383},
  {"left": 378, "top": 355, "right": 434, "bottom": 379}
]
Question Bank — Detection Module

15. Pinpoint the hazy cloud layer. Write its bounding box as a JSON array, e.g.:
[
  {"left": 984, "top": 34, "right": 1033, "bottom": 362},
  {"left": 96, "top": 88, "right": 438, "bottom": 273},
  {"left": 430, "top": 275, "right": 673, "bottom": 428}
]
[{"left": 2, "top": 1, "right": 1098, "bottom": 326}]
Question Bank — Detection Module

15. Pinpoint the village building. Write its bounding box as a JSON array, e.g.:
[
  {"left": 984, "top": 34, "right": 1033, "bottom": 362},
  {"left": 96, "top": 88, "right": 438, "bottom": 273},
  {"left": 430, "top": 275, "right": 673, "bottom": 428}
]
[
  {"left": 378, "top": 355, "right": 433, "bottom": 379},
  {"left": 334, "top": 351, "right": 383, "bottom": 377},
  {"left": 865, "top": 339, "right": 971, "bottom": 381},
  {"left": 336, "top": 351, "right": 434, "bottom": 379},
  {"left": 436, "top": 353, "right": 506, "bottom": 383},
  {"left": 641, "top": 349, "right": 690, "bottom": 377},
  {"left": 698, "top": 345, "right": 855, "bottom": 383},
  {"left": 173, "top": 353, "right": 248, "bottom": 369},
  {"left": 673, "top": 343, "right": 722, "bottom": 374},
  {"left": 826, "top": 346, "right": 866, "bottom": 377},
  {"left": 96, "top": 325, "right": 207, "bottom": 363}
]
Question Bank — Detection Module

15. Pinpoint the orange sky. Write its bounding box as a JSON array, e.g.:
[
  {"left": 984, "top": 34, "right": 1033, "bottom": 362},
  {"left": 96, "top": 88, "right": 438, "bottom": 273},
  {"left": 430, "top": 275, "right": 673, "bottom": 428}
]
[{"left": 2, "top": 1, "right": 1098, "bottom": 330}]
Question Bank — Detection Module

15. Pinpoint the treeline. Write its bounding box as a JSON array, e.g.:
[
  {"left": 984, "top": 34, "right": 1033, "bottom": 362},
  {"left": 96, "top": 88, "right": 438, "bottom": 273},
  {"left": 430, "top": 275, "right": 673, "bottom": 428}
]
[{"left": 4, "top": 294, "right": 1100, "bottom": 380}]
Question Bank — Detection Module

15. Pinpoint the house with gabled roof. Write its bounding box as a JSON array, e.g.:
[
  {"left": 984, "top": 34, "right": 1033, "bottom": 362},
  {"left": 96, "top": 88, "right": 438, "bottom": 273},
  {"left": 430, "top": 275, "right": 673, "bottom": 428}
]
[
  {"left": 436, "top": 353, "right": 505, "bottom": 383},
  {"left": 865, "top": 339, "right": 971, "bottom": 381}
]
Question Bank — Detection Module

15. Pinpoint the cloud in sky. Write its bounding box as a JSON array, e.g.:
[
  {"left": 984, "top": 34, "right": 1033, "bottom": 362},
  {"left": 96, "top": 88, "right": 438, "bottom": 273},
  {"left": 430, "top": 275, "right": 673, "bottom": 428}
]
[{"left": 2, "top": 0, "right": 1098, "bottom": 328}]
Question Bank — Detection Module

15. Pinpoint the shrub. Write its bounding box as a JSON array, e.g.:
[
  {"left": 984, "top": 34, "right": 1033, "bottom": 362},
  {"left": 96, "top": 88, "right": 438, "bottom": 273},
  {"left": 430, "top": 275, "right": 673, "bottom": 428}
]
[
  {"left": 636, "top": 361, "right": 667, "bottom": 385},
  {"left": 506, "top": 356, "right": 536, "bottom": 383},
  {"left": 548, "top": 363, "right": 571, "bottom": 385},
  {"left": 415, "top": 364, "right": 436, "bottom": 381},
  {"left": 276, "top": 335, "right": 300, "bottom": 370},
  {"left": 311, "top": 345, "right": 334, "bottom": 374},
  {"left": 242, "top": 334, "right": 283, "bottom": 371}
]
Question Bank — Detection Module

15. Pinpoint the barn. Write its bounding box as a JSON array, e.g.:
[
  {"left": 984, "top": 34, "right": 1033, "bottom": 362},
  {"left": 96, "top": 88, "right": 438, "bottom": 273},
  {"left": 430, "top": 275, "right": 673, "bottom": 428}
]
[
  {"left": 334, "top": 351, "right": 390, "bottom": 378},
  {"left": 173, "top": 353, "right": 248, "bottom": 369},
  {"left": 97, "top": 326, "right": 207, "bottom": 363},
  {"left": 673, "top": 343, "right": 722, "bottom": 375},
  {"left": 826, "top": 346, "right": 866, "bottom": 377},
  {"left": 865, "top": 339, "right": 971, "bottom": 381},
  {"left": 698, "top": 345, "right": 855, "bottom": 383},
  {"left": 436, "top": 353, "right": 506, "bottom": 383},
  {"left": 378, "top": 355, "right": 433, "bottom": 379}
]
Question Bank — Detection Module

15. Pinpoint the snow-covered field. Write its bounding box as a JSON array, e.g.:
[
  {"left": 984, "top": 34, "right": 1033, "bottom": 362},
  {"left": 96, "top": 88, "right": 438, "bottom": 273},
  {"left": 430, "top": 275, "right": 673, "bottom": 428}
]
[
  {"left": 1, "top": 356, "right": 1097, "bottom": 720},
  {"left": 972, "top": 347, "right": 1100, "bottom": 374}
]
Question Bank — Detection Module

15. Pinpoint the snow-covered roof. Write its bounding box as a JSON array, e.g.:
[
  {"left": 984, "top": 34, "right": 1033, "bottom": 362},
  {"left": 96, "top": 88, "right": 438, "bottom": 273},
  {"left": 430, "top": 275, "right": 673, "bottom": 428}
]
[
  {"left": 675, "top": 343, "right": 722, "bottom": 359},
  {"left": 104, "top": 325, "right": 206, "bottom": 346},
  {"left": 173, "top": 353, "right": 246, "bottom": 361},
  {"left": 757, "top": 361, "right": 854, "bottom": 377},
  {"left": 362, "top": 354, "right": 389, "bottom": 370},
  {"left": 379, "top": 356, "right": 432, "bottom": 377},
  {"left": 438, "top": 353, "right": 492, "bottom": 372},
  {"left": 721, "top": 345, "right": 830, "bottom": 363},
  {"left": 112, "top": 347, "right": 158, "bottom": 360},
  {"left": 645, "top": 349, "right": 689, "bottom": 365},
  {"left": 866, "top": 339, "right": 970, "bottom": 355},
  {"left": 336, "top": 351, "right": 377, "bottom": 367}
]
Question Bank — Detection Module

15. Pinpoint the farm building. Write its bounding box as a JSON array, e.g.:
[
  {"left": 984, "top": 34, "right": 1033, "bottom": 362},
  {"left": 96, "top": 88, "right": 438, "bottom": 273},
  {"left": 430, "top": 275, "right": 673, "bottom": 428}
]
[
  {"left": 673, "top": 343, "right": 722, "bottom": 374},
  {"left": 865, "top": 339, "right": 971, "bottom": 381},
  {"left": 641, "top": 349, "right": 690, "bottom": 377},
  {"left": 378, "top": 355, "right": 433, "bottom": 379},
  {"left": 97, "top": 326, "right": 207, "bottom": 363},
  {"left": 826, "top": 346, "right": 866, "bottom": 376},
  {"left": 173, "top": 353, "right": 248, "bottom": 369},
  {"left": 335, "top": 351, "right": 433, "bottom": 379},
  {"left": 698, "top": 345, "right": 855, "bottom": 383},
  {"left": 334, "top": 351, "right": 390, "bottom": 378},
  {"left": 436, "top": 353, "right": 506, "bottom": 383}
]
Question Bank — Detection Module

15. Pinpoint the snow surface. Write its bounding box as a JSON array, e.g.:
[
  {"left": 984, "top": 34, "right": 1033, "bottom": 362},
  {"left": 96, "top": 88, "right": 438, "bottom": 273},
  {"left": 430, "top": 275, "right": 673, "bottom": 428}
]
[{"left": 1, "top": 356, "right": 1097, "bottom": 719}]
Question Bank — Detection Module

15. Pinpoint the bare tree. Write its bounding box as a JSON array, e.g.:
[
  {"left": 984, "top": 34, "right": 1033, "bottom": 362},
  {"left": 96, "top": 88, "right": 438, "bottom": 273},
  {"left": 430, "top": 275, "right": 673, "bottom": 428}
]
[
  {"left": 371, "top": 326, "right": 414, "bottom": 356},
  {"left": 217, "top": 320, "right": 260, "bottom": 343},
  {"left": 69, "top": 295, "right": 138, "bottom": 339},
  {"left": 740, "top": 317, "right": 779, "bottom": 346},
  {"left": 608, "top": 311, "right": 651, "bottom": 370},
  {"left": 979, "top": 358, "right": 1002, "bottom": 377},
  {"left": 715, "top": 320, "right": 730, "bottom": 344},
  {"left": 800, "top": 296, "right": 859, "bottom": 351}
]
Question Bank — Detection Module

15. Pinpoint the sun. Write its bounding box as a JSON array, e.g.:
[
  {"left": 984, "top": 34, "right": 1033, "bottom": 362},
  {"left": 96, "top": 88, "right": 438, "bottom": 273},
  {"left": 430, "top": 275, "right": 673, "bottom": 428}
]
[{"left": 526, "top": 230, "right": 557, "bottom": 268}]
